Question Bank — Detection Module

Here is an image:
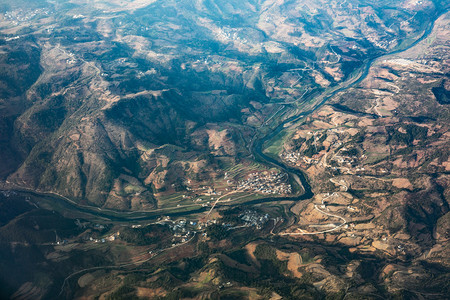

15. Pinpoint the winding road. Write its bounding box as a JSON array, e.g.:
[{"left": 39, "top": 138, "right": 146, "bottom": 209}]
[
  {"left": 8, "top": 9, "right": 444, "bottom": 300},
  {"left": 249, "top": 10, "right": 443, "bottom": 233},
  {"left": 0, "top": 1, "right": 444, "bottom": 243},
  {"left": 58, "top": 231, "right": 197, "bottom": 298},
  {"left": 2, "top": 9, "right": 442, "bottom": 224},
  {"left": 0, "top": 7, "right": 446, "bottom": 300}
]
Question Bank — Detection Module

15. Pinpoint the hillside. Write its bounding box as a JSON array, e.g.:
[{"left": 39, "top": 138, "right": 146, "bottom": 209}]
[
  {"left": 1, "top": 0, "right": 446, "bottom": 211},
  {"left": 0, "top": 1, "right": 449, "bottom": 299}
]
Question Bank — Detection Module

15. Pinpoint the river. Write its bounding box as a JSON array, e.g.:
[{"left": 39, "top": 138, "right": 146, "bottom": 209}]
[{"left": 1, "top": 8, "right": 445, "bottom": 222}]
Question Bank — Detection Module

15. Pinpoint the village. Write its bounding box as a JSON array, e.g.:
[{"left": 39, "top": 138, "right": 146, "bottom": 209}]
[
  {"left": 2, "top": 7, "right": 53, "bottom": 25},
  {"left": 49, "top": 207, "right": 274, "bottom": 252},
  {"left": 236, "top": 171, "right": 292, "bottom": 195},
  {"left": 280, "top": 127, "right": 391, "bottom": 177},
  {"left": 172, "top": 169, "right": 293, "bottom": 210}
]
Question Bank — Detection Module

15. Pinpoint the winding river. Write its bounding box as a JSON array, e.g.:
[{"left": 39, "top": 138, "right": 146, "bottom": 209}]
[
  {"left": 250, "top": 7, "right": 445, "bottom": 204},
  {"left": 1, "top": 8, "right": 445, "bottom": 222}
]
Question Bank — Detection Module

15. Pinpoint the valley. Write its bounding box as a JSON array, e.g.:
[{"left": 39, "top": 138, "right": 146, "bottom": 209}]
[{"left": 0, "top": 0, "right": 449, "bottom": 299}]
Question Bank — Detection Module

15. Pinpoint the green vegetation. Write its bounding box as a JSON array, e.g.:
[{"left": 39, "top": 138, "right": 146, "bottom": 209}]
[
  {"left": 227, "top": 249, "right": 251, "bottom": 265},
  {"left": 0, "top": 1, "right": 448, "bottom": 299},
  {"left": 206, "top": 224, "right": 229, "bottom": 241},
  {"left": 0, "top": 194, "right": 34, "bottom": 226},
  {"left": 263, "top": 130, "right": 290, "bottom": 158},
  {"left": 107, "top": 285, "right": 139, "bottom": 300},
  {"left": 254, "top": 244, "right": 287, "bottom": 275},
  {"left": 341, "top": 147, "right": 359, "bottom": 157},
  {"left": 388, "top": 124, "right": 428, "bottom": 146},
  {"left": 0, "top": 209, "right": 80, "bottom": 244},
  {"left": 304, "top": 144, "right": 325, "bottom": 158},
  {"left": 120, "top": 224, "right": 170, "bottom": 246},
  {"left": 351, "top": 130, "right": 365, "bottom": 143},
  {"left": 225, "top": 161, "right": 268, "bottom": 180}
]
